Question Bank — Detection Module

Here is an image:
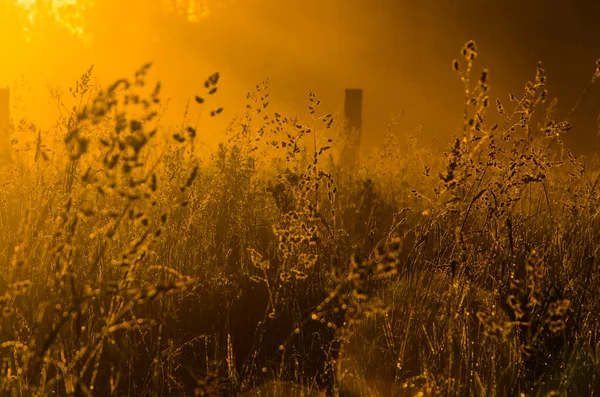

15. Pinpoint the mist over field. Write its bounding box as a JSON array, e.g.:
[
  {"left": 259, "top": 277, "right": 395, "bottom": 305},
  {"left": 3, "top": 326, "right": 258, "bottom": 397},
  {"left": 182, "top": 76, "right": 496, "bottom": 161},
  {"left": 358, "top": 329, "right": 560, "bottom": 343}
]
[
  {"left": 2, "top": 0, "right": 599, "bottom": 151},
  {"left": 1, "top": 1, "right": 600, "bottom": 396}
]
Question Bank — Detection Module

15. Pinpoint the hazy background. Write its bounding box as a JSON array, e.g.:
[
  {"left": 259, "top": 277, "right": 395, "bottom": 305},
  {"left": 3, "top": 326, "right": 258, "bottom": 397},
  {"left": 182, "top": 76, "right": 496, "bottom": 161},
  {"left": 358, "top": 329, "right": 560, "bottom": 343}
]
[{"left": 1, "top": 0, "right": 599, "bottom": 153}]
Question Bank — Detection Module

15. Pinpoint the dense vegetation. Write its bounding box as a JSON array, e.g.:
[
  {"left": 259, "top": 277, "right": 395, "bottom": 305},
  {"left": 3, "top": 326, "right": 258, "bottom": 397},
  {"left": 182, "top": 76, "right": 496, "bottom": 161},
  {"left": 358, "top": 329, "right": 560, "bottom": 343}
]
[{"left": 1, "top": 41, "right": 600, "bottom": 396}]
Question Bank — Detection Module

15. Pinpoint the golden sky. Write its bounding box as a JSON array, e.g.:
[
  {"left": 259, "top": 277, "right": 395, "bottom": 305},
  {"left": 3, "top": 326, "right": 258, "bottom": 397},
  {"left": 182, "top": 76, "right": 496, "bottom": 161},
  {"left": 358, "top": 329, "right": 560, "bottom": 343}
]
[{"left": 1, "top": 0, "right": 599, "bottom": 151}]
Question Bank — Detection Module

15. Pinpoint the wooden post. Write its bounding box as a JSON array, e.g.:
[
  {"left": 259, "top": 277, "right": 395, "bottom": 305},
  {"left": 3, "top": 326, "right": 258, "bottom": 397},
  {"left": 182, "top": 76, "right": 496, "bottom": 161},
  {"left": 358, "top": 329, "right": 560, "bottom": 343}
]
[
  {"left": 0, "top": 88, "right": 10, "bottom": 163},
  {"left": 341, "top": 88, "right": 362, "bottom": 170}
]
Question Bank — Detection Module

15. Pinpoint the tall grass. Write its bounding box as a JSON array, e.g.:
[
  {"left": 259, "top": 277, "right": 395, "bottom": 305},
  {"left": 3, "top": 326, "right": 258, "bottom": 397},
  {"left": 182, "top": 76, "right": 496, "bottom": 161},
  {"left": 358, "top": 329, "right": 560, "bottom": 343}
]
[{"left": 1, "top": 42, "right": 600, "bottom": 396}]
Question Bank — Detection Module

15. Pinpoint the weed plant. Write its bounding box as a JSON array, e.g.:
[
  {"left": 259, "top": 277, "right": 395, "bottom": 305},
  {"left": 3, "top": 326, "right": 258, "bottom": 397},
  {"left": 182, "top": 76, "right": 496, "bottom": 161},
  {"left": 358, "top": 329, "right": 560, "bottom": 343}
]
[{"left": 1, "top": 42, "right": 600, "bottom": 396}]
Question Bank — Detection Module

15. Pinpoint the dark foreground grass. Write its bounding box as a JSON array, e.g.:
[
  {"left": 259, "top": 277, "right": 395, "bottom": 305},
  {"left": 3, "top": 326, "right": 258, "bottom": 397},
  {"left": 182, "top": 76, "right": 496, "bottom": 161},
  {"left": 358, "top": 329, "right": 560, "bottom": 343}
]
[{"left": 1, "top": 42, "right": 600, "bottom": 396}]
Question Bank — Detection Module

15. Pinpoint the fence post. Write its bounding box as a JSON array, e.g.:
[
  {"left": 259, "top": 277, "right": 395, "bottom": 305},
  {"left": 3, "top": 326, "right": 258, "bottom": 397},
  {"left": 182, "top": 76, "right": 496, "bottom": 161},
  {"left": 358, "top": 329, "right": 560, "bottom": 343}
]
[{"left": 341, "top": 88, "right": 362, "bottom": 170}]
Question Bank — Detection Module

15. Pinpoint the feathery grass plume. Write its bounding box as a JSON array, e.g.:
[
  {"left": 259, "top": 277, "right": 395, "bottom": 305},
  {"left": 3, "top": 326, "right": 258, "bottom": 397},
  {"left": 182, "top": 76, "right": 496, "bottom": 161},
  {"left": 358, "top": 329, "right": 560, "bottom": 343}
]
[{"left": 1, "top": 40, "right": 600, "bottom": 396}]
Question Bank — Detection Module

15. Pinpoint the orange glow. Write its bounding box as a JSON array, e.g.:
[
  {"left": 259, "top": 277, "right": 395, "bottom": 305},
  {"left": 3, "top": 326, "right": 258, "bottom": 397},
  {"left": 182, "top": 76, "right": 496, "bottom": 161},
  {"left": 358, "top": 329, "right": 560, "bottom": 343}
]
[
  {"left": 1, "top": 0, "right": 599, "bottom": 152},
  {"left": 14, "top": 0, "right": 210, "bottom": 42},
  {"left": 1, "top": 3, "right": 600, "bottom": 395},
  {"left": 15, "top": 0, "right": 90, "bottom": 41}
]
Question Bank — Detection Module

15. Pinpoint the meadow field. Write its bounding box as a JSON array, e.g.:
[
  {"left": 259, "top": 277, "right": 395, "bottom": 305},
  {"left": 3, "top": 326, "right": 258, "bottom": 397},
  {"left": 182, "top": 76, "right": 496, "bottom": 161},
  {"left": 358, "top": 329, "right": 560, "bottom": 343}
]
[{"left": 1, "top": 41, "right": 600, "bottom": 396}]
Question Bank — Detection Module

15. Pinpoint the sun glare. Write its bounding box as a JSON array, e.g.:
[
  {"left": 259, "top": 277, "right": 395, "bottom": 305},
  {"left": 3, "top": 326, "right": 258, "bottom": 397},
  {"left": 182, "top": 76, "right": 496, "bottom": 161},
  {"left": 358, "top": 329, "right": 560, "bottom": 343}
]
[
  {"left": 15, "top": 0, "right": 79, "bottom": 8},
  {"left": 15, "top": 0, "right": 90, "bottom": 42},
  {"left": 14, "top": 0, "right": 211, "bottom": 42}
]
